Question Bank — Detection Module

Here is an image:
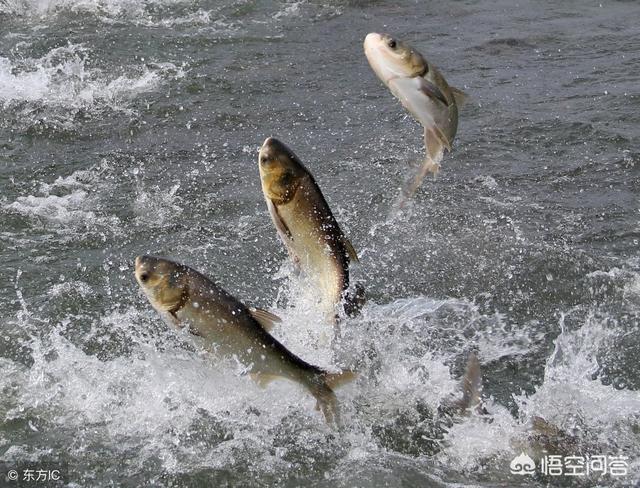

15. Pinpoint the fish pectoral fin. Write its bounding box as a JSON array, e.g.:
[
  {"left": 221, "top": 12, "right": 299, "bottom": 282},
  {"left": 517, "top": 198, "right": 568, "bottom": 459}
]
[
  {"left": 165, "top": 311, "right": 180, "bottom": 326},
  {"left": 388, "top": 77, "right": 437, "bottom": 128},
  {"left": 250, "top": 372, "right": 280, "bottom": 388},
  {"left": 248, "top": 307, "right": 282, "bottom": 332},
  {"left": 342, "top": 236, "right": 359, "bottom": 263},
  {"left": 268, "top": 199, "right": 293, "bottom": 241},
  {"left": 391, "top": 76, "right": 449, "bottom": 108},
  {"left": 450, "top": 86, "right": 468, "bottom": 107},
  {"left": 417, "top": 77, "right": 450, "bottom": 107},
  {"left": 323, "top": 369, "right": 357, "bottom": 390}
]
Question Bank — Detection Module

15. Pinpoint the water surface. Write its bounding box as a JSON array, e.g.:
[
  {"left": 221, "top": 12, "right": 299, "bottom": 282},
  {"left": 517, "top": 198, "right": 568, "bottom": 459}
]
[{"left": 1, "top": 0, "right": 639, "bottom": 486}]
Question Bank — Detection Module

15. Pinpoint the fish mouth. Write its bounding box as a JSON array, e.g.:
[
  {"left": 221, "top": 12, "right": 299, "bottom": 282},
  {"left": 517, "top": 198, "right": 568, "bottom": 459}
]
[
  {"left": 364, "top": 32, "right": 382, "bottom": 49},
  {"left": 134, "top": 255, "right": 151, "bottom": 284},
  {"left": 260, "top": 137, "right": 279, "bottom": 159},
  {"left": 259, "top": 137, "right": 275, "bottom": 166},
  {"left": 363, "top": 32, "right": 382, "bottom": 58},
  {"left": 260, "top": 137, "right": 290, "bottom": 164}
]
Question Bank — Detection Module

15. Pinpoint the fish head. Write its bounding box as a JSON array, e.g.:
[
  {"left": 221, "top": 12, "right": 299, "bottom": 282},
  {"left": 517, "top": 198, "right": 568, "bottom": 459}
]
[
  {"left": 364, "top": 32, "right": 427, "bottom": 84},
  {"left": 258, "top": 137, "right": 305, "bottom": 204},
  {"left": 135, "top": 255, "right": 188, "bottom": 314}
]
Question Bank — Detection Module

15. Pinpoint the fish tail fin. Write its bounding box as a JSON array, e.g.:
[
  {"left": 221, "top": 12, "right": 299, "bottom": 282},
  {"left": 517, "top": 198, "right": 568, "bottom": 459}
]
[
  {"left": 309, "top": 369, "right": 356, "bottom": 427},
  {"left": 323, "top": 369, "right": 358, "bottom": 390},
  {"left": 397, "top": 128, "right": 446, "bottom": 208},
  {"left": 398, "top": 155, "right": 442, "bottom": 210},
  {"left": 309, "top": 377, "right": 341, "bottom": 427},
  {"left": 458, "top": 351, "right": 482, "bottom": 411}
]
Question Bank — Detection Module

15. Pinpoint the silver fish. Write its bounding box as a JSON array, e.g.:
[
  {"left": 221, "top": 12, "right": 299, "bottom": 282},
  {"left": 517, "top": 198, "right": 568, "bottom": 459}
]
[
  {"left": 134, "top": 255, "right": 355, "bottom": 425},
  {"left": 364, "top": 32, "right": 467, "bottom": 201}
]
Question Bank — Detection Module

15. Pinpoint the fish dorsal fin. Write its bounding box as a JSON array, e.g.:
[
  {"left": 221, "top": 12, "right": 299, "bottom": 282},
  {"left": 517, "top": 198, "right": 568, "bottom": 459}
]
[
  {"left": 323, "top": 369, "right": 357, "bottom": 390},
  {"left": 342, "top": 236, "right": 359, "bottom": 263},
  {"left": 248, "top": 307, "right": 282, "bottom": 332},
  {"left": 250, "top": 372, "right": 280, "bottom": 388},
  {"left": 459, "top": 351, "right": 482, "bottom": 410},
  {"left": 450, "top": 86, "right": 468, "bottom": 107}
]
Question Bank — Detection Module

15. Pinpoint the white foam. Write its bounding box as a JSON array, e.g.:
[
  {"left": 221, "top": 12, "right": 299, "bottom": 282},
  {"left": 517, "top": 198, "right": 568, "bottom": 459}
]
[
  {"left": 2, "top": 0, "right": 233, "bottom": 30},
  {"left": 48, "top": 280, "right": 93, "bottom": 298},
  {"left": 2, "top": 0, "right": 177, "bottom": 18},
  {"left": 0, "top": 307, "right": 328, "bottom": 476},
  {"left": 3, "top": 165, "right": 122, "bottom": 238},
  {"left": 7, "top": 190, "right": 96, "bottom": 224},
  {"left": 2, "top": 276, "right": 638, "bottom": 483},
  {"left": 518, "top": 311, "right": 640, "bottom": 427},
  {"left": 0, "top": 44, "right": 181, "bottom": 128},
  {"left": 441, "top": 302, "right": 640, "bottom": 479}
]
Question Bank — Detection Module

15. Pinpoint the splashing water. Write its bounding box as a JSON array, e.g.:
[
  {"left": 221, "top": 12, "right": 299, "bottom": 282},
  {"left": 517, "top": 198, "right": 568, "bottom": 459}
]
[{"left": 1, "top": 0, "right": 639, "bottom": 486}]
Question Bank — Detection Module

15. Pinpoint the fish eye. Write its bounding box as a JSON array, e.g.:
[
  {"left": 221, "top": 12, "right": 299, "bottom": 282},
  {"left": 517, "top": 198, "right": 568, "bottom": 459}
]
[
  {"left": 387, "top": 38, "right": 396, "bottom": 49},
  {"left": 260, "top": 155, "right": 269, "bottom": 164},
  {"left": 139, "top": 272, "right": 150, "bottom": 283}
]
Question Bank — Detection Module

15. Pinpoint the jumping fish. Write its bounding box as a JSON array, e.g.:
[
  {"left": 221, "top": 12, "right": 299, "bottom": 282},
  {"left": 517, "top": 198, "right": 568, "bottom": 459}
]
[
  {"left": 364, "top": 32, "right": 466, "bottom": 201},
  {"left": 134, "top": 255, "right": 355, "bottom": 425},
  {"left": 258, "top": 137, "right": 364, "bottom": 324}
]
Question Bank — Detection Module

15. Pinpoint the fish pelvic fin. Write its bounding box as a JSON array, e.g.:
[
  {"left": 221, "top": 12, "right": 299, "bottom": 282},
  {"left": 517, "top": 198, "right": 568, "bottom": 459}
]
[
  {"left": 248, "top": 307, "right": 282, "bottom": 332},
  {"left": 426, "top": 125, "right": 451, "bottom": 154},
  {"left": 450, "top": 86, "right": 468, "bottom": 107},
  {"left": 268, "top": 199, "right": 293, "bottom": 241},
  {"left": 458, "top": 351, "right": 482, "bottom": 411}
]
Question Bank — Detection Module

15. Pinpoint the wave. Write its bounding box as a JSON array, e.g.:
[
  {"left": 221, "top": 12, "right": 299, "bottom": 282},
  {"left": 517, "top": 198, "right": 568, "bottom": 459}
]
[
  {"left": 2, "top": 163, "right": 123, "bottom": 240},
  {"left": 1, "top": 0, "right": 344, "bottom": 27},
  {"left": 2, "top": 264, "right": 639, "bottom": 486},
  {"left": 0, "top": 44, "right": 183, "bottom": 133}
]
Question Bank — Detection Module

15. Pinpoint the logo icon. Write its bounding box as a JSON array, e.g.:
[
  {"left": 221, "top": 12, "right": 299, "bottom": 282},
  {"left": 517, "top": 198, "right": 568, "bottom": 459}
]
[{"left": 510, "top": 452, "right": 536, "bottom": 475}]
